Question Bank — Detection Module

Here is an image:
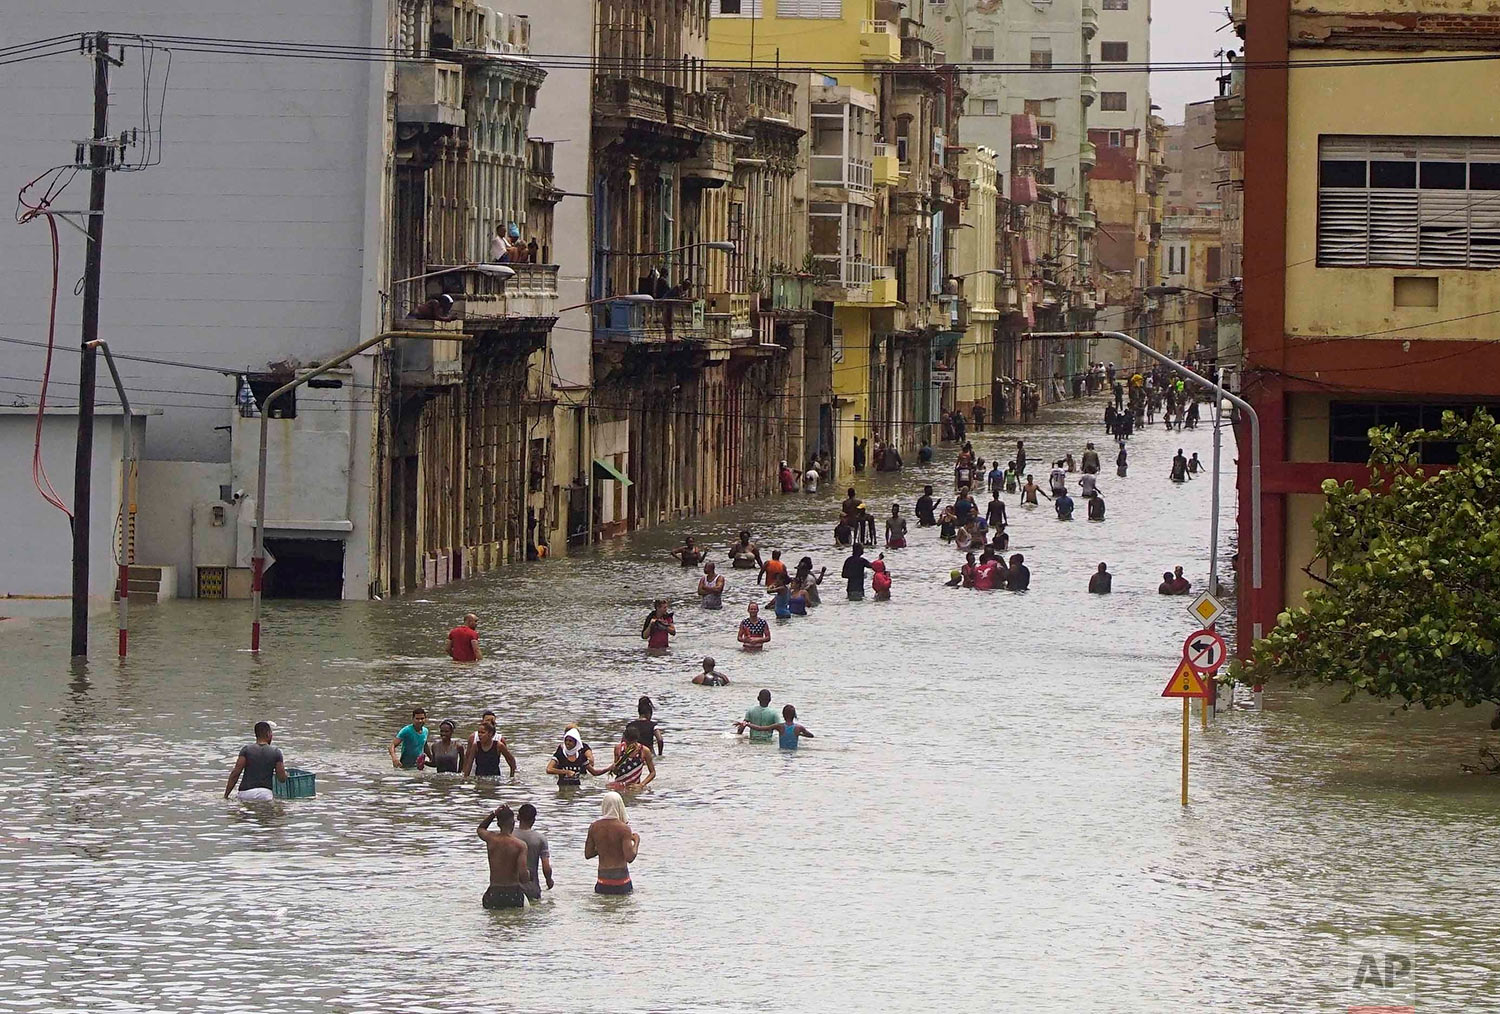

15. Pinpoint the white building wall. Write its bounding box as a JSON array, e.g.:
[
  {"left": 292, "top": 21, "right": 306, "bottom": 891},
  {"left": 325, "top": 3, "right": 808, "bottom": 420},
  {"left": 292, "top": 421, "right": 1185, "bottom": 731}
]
[
  {"left": 932, "top": 0, "right": 1086, "bottom": 203},
  {"left": 0, "top": 4, "right": 388, "bottom": 598},
  {"left": 504, "top": 0, "right": 596, "bottom": 538},
  {"left": 1089, "top": 0, "right": 1150, "bottom": 133},
  {"left": 0, "top": 409, "right": 138, "bottom": 609}
]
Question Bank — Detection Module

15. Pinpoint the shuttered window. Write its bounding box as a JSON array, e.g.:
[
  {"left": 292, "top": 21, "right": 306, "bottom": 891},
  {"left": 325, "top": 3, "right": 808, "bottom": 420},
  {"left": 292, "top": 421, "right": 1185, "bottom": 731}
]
[
  {"left": 712, "top": 0, "right": 762, "bottom": 16},
  {"left": 1317, "top": 136, "right": 1500, "bottom": 269},
  {"left": 776, "top": 0, "right": 841, "bottom": 17}
]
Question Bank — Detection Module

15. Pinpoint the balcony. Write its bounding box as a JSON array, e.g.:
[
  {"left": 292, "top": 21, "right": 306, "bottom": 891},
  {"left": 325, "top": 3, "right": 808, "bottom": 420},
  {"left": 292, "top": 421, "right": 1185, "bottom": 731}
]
[
  {"left": 459, "top": 263, "right": 559, "bottom": 332},
  {"left": 869, "top": 265, "right": 899, "bottom": 305},
  {"left": 683, "top": 136, "right": 735, "bottom": 188},
  {"left": 769, "top": 272, "right": 814, "bottom": 314},
  {"left": 593, "top": 75, "right": 711, "bottom": 152},
  {"left": 873, "top": 142, "right": 901, "bottom": 187},
  {"left": 1082, "top": 5, "right": 1099, "bottom": 39},
  {"left": 705, "top": 291, "right": 753, "bottom": 324},
  {"left": 812, "top": 256, "right": 873, "bottom": 301},
  {"left": 593, "top": 298, "right": 705, "bottom": 344},
  {"left": 860, "top": 20, "right": 901, "bottom": 63},
  {"left": 396, "top": 61, "right": 464, "bottom": 127},
  {"left": 1011, "top": 113, "right": 1040, "bottom": 147},
  {"left": 396, "top": 330, "right": 469, "bottom": 388},
  {"left": 1080, "top": 73, "right": 1099, "bottom": 108},
  {"left": 812, "top": 153, "right": 874, "bottom": 194},
  {"left": 1080, "top": 141, "right": 1097, "bottom": 173},
  {"left": 1079, "top": 208, "right": 1097, "bottom": 231},
  {"left": 1214, "top": 94, "right": 1245, "bottom": 152},
  {"left": 1011, "top": 174, "right": 1039, "bottom": 205}
]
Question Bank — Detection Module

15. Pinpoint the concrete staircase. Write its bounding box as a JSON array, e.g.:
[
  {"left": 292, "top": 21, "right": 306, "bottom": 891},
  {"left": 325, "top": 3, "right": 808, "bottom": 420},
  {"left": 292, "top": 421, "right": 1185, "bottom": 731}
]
[{"left": 115, "top": 565, "right": 177, "bottom": 604}]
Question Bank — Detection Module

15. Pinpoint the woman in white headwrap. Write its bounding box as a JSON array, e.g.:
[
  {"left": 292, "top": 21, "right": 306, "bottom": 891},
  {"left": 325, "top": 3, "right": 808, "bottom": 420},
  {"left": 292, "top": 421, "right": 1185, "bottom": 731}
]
[{"left": 545, "top": 725, "right": 601, "bottom": 787}]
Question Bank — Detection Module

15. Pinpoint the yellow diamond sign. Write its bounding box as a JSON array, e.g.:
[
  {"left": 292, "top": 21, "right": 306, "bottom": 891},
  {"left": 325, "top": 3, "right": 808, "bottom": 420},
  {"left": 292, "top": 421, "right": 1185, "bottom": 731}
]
[{"left": 1187, "top": 591, "right": 1226, "bottom": 627}]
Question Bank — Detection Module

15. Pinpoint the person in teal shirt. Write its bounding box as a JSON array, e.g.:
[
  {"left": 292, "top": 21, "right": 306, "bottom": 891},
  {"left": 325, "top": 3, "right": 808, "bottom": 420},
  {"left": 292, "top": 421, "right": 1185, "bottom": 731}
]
[
  {"left": 388, "top": 707, "right": 429, "bottom": 768},
  {"left": 738, "top": 704, "right": 815, "bottom": 751},
  {"left": 738, "top": 690, "right": 779, "bottom": 744}
]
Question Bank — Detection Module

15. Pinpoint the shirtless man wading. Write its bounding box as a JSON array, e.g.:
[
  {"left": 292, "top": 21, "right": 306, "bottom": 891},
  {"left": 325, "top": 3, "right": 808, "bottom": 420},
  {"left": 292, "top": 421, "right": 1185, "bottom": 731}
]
[
  {"left": 585, "top": 791, "right": 640, "bottom": 895},
  {"left": 476, "top": 804, "right": 530, "bottom": 909}
]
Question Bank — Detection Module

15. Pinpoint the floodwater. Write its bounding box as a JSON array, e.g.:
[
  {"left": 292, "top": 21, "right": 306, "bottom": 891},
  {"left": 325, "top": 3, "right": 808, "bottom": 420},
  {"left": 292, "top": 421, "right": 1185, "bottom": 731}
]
[{"left": 2, "top": 397, "right": 1497, "bottom": 1013}]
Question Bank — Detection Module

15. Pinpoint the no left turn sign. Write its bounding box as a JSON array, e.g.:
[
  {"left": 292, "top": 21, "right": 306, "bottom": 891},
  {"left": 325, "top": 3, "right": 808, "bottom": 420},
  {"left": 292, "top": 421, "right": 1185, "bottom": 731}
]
[{"left": 1182, "top": 628, "right": 1228, "bottom": 674}]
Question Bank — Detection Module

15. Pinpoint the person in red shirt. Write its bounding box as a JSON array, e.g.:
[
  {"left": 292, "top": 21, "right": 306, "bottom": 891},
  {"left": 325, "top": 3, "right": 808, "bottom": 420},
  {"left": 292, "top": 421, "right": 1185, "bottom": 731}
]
[{"left": 447, "top": 613, "right": 481, "bottom": 661}]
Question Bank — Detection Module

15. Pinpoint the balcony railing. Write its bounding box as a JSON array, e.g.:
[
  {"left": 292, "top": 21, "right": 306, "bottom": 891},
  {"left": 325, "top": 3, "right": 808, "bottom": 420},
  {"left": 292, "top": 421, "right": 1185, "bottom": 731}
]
[
  {"left": 812, "top": 256, "right": 874, "bottom": 290},
  {"left": 593, "top": 298, "right": 705, "bottom": 344},
  {"left": 860, "top": 20, "right": 901, "bottom": 63},
  {"left": 460, "top": 263, "right": 559, "bottom": 328},
  {"left": 1081, "top": 5, "right": 1099, "bottom": 38},
  {"left": 396, "top": 61, "right": 464, "bottom": 127},
  {"left": 811, "top": 154, "right": 874, "bottom": 193},
  {"left": 769, "top": 272, "right": 814, "bottom": 313},
  {"left": 1080, "top": 73, "right": 1099, "bottom": 108},
  {"left": 1011, "top": 113, "right": 1040, "bottom": 147},
  {"left": 1214, "top": 94, "right": 1245, "bottom": 152}
]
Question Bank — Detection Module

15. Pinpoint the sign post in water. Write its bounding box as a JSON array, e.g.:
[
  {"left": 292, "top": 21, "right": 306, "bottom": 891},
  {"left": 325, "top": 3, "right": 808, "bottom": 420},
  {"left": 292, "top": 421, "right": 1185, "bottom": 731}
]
[{"left": 1162, "top": 658, "right": 1209, "bottom": 806}]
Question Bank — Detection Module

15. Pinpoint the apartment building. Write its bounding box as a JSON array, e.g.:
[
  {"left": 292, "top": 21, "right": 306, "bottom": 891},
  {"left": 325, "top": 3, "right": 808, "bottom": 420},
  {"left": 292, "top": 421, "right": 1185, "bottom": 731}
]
[
  {"left": 711, "top": 0, "right": 956, "bottom": 471},
  {"left": 1229, "top": 0, "right": 1500, "bottom": 640},
  {"left": 0, "top": 2, "right": 567, "bottom": 605}
]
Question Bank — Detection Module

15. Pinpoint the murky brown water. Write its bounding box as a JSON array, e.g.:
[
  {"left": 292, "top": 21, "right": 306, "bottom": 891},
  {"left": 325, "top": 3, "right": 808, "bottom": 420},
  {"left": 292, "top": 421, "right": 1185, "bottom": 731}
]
[{"left": 2, "top": 397, "right": 1496, "bottom": 1012}]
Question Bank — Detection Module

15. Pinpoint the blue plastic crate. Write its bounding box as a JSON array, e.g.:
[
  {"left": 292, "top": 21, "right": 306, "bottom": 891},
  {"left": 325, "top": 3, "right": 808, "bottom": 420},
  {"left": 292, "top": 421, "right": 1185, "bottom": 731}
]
[{"left": 274, "top": 768, "right": 315, "bottom": 799}]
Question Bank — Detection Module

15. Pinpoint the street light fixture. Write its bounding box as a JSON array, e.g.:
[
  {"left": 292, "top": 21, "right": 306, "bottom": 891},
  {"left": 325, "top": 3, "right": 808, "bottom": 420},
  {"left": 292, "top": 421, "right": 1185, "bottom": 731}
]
[
  {"left": 950, "top": 268, "right": 1007, "bottom": 280},
  {"left": 391, "top": 263, "right": 515, "bottom": 286},
  {"left": 556, "top": 293, "right": 654, "bottom": 314},
  {"left": 600, "top": 240, "right": 737, "bottom": 258}
]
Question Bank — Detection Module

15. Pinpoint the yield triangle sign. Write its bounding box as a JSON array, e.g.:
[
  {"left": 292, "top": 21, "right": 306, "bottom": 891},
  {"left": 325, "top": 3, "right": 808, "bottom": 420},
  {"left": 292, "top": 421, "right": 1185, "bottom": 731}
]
[{"left": 1161, "top": 657, "right": 1208, "bottom": 698}]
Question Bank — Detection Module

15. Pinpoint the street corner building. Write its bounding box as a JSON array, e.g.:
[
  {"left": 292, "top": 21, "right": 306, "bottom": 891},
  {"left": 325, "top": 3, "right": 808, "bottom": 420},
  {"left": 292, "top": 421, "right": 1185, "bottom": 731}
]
[{"left": 1225, "top": 0, "right": 1500, "bottom": 641}]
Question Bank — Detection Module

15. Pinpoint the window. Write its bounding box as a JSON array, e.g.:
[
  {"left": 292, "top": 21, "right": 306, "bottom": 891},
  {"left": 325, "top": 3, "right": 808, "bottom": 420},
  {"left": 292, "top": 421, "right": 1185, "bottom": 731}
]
[
  {"left": 1317, "top": 136, "right": 1500, "bottom": 268},
  {"left": 971, "top": 31, "right": 994, "bottom": 62},
  {"left": 1023, "top": 99, "right": 1042, "bottom": 116},
  {"left": 1100, "top": 41, "right": 1128, "bottom": 61},
  {"left": 776, "top": 0, "right": 840, "bottom": 16},
  {"left": 1101, "top": 91, "right": 1127, "bottom": 112},
  {"left": 1328, "top": 402, "right": 1493, "bottom": 463},
  {"left": 1038, "top": 123, "right": 1054, "bottom": 141},
  {"left": 1103, "top": 0, "right": 1128, "bottom": 7},
  {"left": 1206, "top": 246, "right": 1222, "bottom": 281},
  {"left": 714, "top": 0, "right": 765, "bottom": 13},
  {"left": 1030, "top": 37, "right": 1052, "bottom": 69},
  {"left": 1040, "top": 167, "right": 1056, "bottom": 185},
  {"left": 983, "top": 99, "right": 999, "bottom": 116}
]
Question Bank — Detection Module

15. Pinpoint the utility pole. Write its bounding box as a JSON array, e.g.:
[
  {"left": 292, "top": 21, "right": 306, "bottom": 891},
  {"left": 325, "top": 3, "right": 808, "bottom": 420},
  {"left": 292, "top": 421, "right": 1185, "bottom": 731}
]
[{"left": 71, "top": 32, "right": 117, "bottom": 658}]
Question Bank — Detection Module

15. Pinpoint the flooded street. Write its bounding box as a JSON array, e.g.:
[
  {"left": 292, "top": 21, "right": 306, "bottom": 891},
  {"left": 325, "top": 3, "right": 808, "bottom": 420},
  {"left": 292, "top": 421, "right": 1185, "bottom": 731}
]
[{"left": 3, "top": 396, "right": 1497, "bottom": 1012}]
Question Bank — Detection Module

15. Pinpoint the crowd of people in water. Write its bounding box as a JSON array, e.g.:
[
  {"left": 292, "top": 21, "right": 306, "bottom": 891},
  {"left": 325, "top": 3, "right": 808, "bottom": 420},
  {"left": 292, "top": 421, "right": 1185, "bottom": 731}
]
[{"left": 223, "top": 365, "right": 1211, "bottom": 910}]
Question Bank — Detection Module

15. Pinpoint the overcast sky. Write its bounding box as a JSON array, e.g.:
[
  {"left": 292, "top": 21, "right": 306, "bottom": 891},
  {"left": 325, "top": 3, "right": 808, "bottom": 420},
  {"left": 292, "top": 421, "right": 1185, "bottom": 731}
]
[{"left": 1150, "top": 0, "right": 1233, "bottom": 124}]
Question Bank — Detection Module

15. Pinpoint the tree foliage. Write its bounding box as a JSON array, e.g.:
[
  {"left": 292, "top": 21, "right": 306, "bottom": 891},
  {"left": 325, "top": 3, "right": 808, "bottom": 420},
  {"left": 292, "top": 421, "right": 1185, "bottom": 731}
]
[{"left": 1244, "top": 408, "right": 1500, "bottom": 709}]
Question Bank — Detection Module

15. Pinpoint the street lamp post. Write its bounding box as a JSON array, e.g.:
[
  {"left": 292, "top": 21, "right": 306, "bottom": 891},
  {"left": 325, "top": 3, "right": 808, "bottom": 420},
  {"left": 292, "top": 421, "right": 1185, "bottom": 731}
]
[
  {"left": 1026, "top": 330, "right": 1262, "bottom": 614},
  {"left": 598, "top": 240, "right": 737, "bottom": 259},
  {"left": 252, "top": 264, "right": 508, "bottom": 652}
]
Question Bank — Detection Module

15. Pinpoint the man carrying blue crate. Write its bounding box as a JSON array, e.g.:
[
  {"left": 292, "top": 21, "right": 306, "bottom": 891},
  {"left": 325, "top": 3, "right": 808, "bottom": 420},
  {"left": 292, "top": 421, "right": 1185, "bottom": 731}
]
[{"left": 224, "top": 721, "right": 288, "bottom": 802}]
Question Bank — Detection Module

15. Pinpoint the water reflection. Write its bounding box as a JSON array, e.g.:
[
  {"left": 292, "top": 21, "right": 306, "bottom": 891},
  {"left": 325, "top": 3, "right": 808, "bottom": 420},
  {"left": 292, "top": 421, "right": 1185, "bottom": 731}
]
[{"left": 1, "top": 397, "right": 1497, "bottom": 1012}]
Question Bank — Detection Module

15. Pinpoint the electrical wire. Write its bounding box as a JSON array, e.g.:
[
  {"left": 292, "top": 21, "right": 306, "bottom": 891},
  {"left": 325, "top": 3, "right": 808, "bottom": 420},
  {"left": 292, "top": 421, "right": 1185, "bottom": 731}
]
[{"left": 14, "top": 171, "right": 75, "bottom": 518}]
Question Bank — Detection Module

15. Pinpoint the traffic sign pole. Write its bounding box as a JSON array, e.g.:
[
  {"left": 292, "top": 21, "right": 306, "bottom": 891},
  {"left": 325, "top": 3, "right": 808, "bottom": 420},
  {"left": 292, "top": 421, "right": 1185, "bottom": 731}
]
[{"left": 1182, "top": 697, "right": 1190, "bottom": 806}]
